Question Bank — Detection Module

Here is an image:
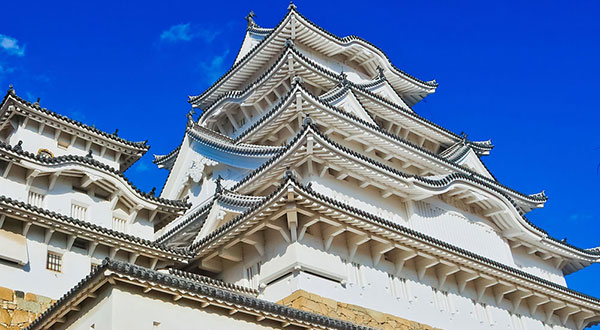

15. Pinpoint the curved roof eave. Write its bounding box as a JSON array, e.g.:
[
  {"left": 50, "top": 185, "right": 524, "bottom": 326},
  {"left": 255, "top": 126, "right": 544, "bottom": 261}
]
[{"left": 189, "top": 7, "right": 436, "bottom": 108}]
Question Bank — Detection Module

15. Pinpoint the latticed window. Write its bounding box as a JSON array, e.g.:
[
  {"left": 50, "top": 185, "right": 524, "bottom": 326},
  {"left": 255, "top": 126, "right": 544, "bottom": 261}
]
[
  {"left": 112, "top": 217, "right": 127, "bottom": 232},
  {"left": 28, "top": 191, "right": 44, "bottom": 208},
  {"left": 46, "top": 251, "right": 62, "bottom": 272},
  {"left": 71, "top": 203, "right": 87, "bottom": 220}
]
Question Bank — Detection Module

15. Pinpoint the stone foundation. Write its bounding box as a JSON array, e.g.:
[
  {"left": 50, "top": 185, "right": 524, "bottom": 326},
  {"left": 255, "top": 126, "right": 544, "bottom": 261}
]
[
  {"left": 0, "top": 286, "right": 54, "bottom": 329},
  {"left": 277, "top": 290, "right": 440, "bottom": 330}
]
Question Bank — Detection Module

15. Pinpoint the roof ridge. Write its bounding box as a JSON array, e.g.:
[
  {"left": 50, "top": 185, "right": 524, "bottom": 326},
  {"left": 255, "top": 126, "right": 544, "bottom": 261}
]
[
  {"left": 190, "top": 177, "right": 600, "bottom": 307},
  {"left": 0, "top": 141, "right": 191, "bottom": 209},
  {"left": 27, "top": 257, "right": 372, "bottom": 330},
  {"left": 1, "top": 90, "right": 150, "bottom": 150},
  {"left": 0, "top": 195, "right": 190, "bottom": 257},
  {"left": 232, "top": 84, "right": 543, "bottom": 206}
]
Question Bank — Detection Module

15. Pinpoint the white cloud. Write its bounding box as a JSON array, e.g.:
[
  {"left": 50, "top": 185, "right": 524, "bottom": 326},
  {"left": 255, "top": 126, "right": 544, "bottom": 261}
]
[
  {"left": 200, "top": 49, "right": 230, "bottom": 82},
  {"left": 0, "top": 34, "right": 25, "bottom": 57},
  {"left": 160, "top": 23, "right": 219, "bottom": 43}
]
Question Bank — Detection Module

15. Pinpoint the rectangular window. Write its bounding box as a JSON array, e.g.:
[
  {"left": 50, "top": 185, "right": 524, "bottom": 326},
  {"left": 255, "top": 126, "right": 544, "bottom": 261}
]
[
  {"left": 28, "top": 191, "right": 45, "bottom": 208},
  {"left": 46, "top": 251, "right": 62, "bottom": 272},
  {"left": 112, "top": 217, "right": 127, "bottom": 232},
  {"left": 71, "top": 203, "right": 87, "bottom": 220}
]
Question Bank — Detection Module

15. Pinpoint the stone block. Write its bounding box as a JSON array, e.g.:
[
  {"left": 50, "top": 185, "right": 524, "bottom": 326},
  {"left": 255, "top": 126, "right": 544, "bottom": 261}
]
[
  {"left": 0, "top": 288, "right": 12, "bottom": 302},
  {"left": 15, "top": 297, "right": 42, "bottom": 314},
  {"left": 10, "top": 310, "right": 28, "bottom": 325},
  {"left": 24, "top": 293, "right": 36, "bottom": 302},
  {"left": 0, "top": 309, "right": 11, "bottom": 324}
]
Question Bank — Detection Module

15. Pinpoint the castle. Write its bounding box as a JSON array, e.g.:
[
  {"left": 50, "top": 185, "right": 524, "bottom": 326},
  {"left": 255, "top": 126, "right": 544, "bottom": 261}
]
[{"left": 0, "top": 4, "right": 599, "bottom": 330}]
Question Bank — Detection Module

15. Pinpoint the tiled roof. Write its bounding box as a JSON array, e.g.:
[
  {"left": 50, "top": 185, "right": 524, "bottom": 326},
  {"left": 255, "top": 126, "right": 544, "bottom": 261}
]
[
  {"left": 231, "top": 88, "right": 545, "bottom": 205},
  {"left": 191, "top": 177, "right": 600, "bottom": 306},
  {"left": 26, "top": 258, "right": 372, "bottom": 330},
  {"left": 0, "top": 195, "right": 190, "bottom": 259},
  {"left": 228, "top": 123, "right": 587, "bottom": 257},
  {"left": 189, "top": 7, "right": 436, "bottom": 106},
  {"left": 0, "top": 141, "right": 191, "bottom": 209},
  {"left": 1, "top": 89, "right": 150, "bottom": 150}
]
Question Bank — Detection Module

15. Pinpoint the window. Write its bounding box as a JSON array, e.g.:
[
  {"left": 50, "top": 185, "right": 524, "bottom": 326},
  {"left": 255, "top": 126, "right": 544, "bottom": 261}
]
[
  {"left": 46, "top": 251, "right": 62, "bottom": 272},
  {"left": 28, "top": 191, "right": 45, "bottom": 208},
  {"left": 71, "top": 203, "right": 87, "bottom": 220},
  {"left": 112, "top": 217, "right": 127, "bottom": 232}
]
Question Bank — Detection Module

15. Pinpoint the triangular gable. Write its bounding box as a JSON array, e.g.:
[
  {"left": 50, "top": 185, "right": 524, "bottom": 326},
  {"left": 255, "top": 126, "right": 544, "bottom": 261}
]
[
  {"left": 327, "top": 89, "right": 377, "bottom": 125},
  {"left": 455, "top": 148, "right": 494, "bottom": 180}
]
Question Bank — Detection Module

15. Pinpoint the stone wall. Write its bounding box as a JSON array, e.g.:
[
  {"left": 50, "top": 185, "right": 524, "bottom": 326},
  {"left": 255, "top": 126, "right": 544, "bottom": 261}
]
[
  {"left": 0, "top": 286, "right": 54, "bottom": 329},
  {"left": 277, "top": 290, "right": 441, "bottom": 330}
]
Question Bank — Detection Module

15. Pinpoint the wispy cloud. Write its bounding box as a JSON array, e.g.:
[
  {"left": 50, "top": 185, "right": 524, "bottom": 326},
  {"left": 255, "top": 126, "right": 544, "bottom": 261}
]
[
  {"left": 199, "top": 49, "right": 230, "bottom": 82},
  {"left": 159, "top": 23, "right": 220, "bottom": 43},
  {"left": 570, "top": 213, "right": 593, "bottom": 221},
  {"left": 0, "top": 64, "right": 15, "bottom": 75},
  {"left": 0, "top": 34, "right": 25, "bottom": 57},
  {"left": 133, "top": 161, "right": 150, "bottom": 173}
]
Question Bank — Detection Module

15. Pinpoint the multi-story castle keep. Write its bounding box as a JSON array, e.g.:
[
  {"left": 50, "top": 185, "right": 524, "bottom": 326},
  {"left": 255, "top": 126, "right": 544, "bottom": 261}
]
[{"left": 1, "top": 4, "right": 599, "bottom": 330}]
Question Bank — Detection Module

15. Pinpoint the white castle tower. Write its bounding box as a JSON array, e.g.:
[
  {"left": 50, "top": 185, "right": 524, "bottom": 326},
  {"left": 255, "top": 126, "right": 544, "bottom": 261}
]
[{"left": 2, "top": 4, "right": 600, "bottom": 330}]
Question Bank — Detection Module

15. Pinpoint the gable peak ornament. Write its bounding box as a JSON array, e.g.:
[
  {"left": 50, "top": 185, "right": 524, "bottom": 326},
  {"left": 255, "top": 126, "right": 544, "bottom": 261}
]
[{"left": 245, "top": 10, "right": 257, "bottom": 28}]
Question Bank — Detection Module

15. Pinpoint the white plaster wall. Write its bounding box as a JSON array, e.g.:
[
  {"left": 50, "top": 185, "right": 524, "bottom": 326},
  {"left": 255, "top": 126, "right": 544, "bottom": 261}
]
[
  {"left": 55, "top": 288, "right": 114, "bottom": 330},
  {"left": 7, "top": 119, "right": 120, "bottom": 169},
  {"left": 0, "top": 219, "right": 157, "bottom": 299},
  {"left": 108, "top": 286, "right": 282, "bottom": 330},
  {"left": 258, "top": 238, "right": 576, "bottom": 330},
  {"left": 305, "top": 175, "right": 568, "bottom": 285},
  {"left": 0, "top": 171, "right": 155, "bottom": 240},
  {"left": 295, "top": 44, "right": 371, "bottom": 84}
]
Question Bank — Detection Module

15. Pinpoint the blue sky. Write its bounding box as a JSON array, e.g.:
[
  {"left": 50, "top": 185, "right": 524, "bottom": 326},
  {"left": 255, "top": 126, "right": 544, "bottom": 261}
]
[{"left": 1, "top": 0, "right": 599, "bottom": 310}]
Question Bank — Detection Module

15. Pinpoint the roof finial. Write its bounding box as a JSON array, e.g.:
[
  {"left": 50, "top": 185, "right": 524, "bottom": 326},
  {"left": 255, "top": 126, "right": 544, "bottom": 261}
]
[
  {"left": 245, "top": 10, "right": 257, "bottom": 28},
  {"left": 292, "top": 75, "right": 303, "bottom": 85},
  {"left": 459, "top": 131, "right": 468, "bottom": 143},
  {"left": 215, "top": 175, "right": 223, "bottom": 194},
  {"left": 288, "top": 1, "right": 297, "bottom": 10},
  {"left": 186, "top": 109, "right": 196, "bottom": 127},
  {"left": 8, "top": 85, "right": 15, "bottom": 95},
  {"left": 13, "top": 140, "right": 23, "bottom": 152},
  {"left": 303, "top": 114, "right": 313, "bottom": 126},
  {"left": 149, "top": 187, "right": 156, "bottom": 196},
  {"left": 340, "top": 71, "right": 349, "bottom": 87},
  {"left": 86, "top": 150, "right": 93, "bottom": 159},
  {"left": 113, "top": 128, "right": 119, "bottom": 136},
  {"left": 284, "top": 166, "right": 294, "bottom": 179},
  {"left": 285, "top": 38, "right": 295, "bottom": 47},
  {"left": 376, "top": 65, "right": 385, "bottom": 79},
  {"left": 34, "top": 97, "right": 40, "bottom": 106}
]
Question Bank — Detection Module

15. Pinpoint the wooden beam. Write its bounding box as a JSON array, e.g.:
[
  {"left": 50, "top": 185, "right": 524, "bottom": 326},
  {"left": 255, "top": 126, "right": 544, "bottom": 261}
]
[
  {"left": 322, "top": 224, "right": 345, "bottom": 251},
  {"left": 394, "top": 249, "right": 417, "bottom": 276},
  {"left": 347, "top": 233, "right": 370, "bottom": 261},
  {"left": 456, "top": 270, "right": 478, "bottom": 294},
  {"left": 370, "top": 242, "right": 394, "bottom": 267}
]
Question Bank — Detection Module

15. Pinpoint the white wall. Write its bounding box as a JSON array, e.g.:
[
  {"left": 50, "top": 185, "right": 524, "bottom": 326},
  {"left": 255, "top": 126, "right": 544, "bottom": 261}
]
[
  {"left": 58, "top": 285, "right": 287, "bottom": 330},
  {"left": 7, "top": 117, "right": 121, "bottom": 169}
]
